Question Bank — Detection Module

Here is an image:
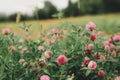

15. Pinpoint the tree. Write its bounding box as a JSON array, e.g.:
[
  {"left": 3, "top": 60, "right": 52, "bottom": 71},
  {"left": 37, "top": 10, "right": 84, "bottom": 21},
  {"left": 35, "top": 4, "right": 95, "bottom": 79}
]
[
  {"left": 103, "top": 0, "right": 120, "bottom": 12},
  {"left": 8, "top": 13, "right": 17, "bottom": 21},
  {"left": 34, "top": 1, "right": 58, "bottom": 19},
  {"left": 64, "top": 0, "right": 80, "bottom": 17}
]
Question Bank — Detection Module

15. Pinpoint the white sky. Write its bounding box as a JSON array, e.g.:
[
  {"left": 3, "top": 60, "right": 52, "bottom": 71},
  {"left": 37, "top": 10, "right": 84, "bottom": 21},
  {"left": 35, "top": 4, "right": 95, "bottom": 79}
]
[{"left": 0, "top": 0, "right": 77, "bottom": 15}]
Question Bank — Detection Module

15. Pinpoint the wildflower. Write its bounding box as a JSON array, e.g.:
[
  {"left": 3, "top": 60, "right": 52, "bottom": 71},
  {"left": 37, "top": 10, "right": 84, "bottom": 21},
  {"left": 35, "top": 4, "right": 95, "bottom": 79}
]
[
  {"left": 8, "top": 46, "right": 16, "bottom": 51},
  {"left": 86, "top": 21, "right": 96, "bottom": 31},
  {"left": 94, "top": 52, "right": 101, "bottom": 58},
  {"left": 57, "top": 55, "right": 68, "bottom": 66},
  {"left": 38, "top": 46, "right": 44, "bottom": 51},
  {"left": 45, "top": 39, "right": 55, "bottom": 45},
  {"left": 19, "top": 58, "right": 25, "bottom": 64},
  {"left": 98, "top": 31, "right": 103, "bottom": 35},
  {"left": 84, "top": 57, "right": 90, "bottom": 65},
  {"left": 52, "top": 28, "right": 58, "bottom": 35},
  {"left": 102, "top": 41, "right": 109, "bottom": 46},
  {"left": 117, "top": 46, "right": 120, "bottom": 51},
  {"left": 29, "top": 68, "right": 33, "bottom": 72},
  {"left": 111, "top": 51, "right": 116, "bottom": 58},
  {"left": 108, "top": 39, "right": 113, "bottom": 44},
  {"left": 40, "top": 75, "right": 50, "bottom": 80},
  {"left": 21, "top": 47, "right": 28, "bottom": 53},
  {"left": 104, "top": 45, "right": 110, "bottom": 51},
  {"left": 100, "top": 55, "right": 106, "bottom": 61},
  {"left": 113, "top": 35, "right": 120, "bottom": 42},
  {"left": 26, "top": 36, "right": 32, "bottom": 41},
  {"left": 90, "top": 34, "right": 96, "bottom": 41},
  {"left": 98, "top": 70, "right": 105, "bottom": 77},
  {"left": 82, "top": 57, "right": 90, "bottom": 67},
  {"left": 109, "top": 44, "right": 115, "bottom": 50},
  {"left": 85, "top": 49, "right": 91, "bottom": 55},
  {"left": 86, "top": 44, "right": 94, "bottom": 50},
  {"left": 2, "top": 28, "right": 11, "bottom": 35},
  {"left": 44, "top": 50, "right": 52, "bottom": 59},
  {"left": 39, "top": 60, "right": 46, "bottom": 68},
  {"left": 88, "top": 61, "right": 97, "bottom": 70},
  {"left": 115, "top": 77, "right": 120, "bottom": 80},
  {"left": 35, "top": 70, "right": 40, "bottom": 77}
]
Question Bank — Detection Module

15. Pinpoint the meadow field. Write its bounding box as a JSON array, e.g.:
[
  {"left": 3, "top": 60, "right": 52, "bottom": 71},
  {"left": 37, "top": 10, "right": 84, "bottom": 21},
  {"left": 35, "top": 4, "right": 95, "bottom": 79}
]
[
  {"left": 0, "top": 13, "right": 120, "bottom": 80},
  {"left": 0, "top": 13, "right": 120, "bottom": 37}
]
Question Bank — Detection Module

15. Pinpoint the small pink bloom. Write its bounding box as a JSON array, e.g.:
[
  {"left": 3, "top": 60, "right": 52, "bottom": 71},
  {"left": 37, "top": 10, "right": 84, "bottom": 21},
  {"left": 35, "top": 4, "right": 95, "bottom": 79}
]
[
  {"left": 2, "top": 28, "right": 11, "bottom": 35},
  {"left": 111, "top": 51, "right": 116, "bottom": 58},
  {"left": 81, "top": 57, "right": 90, "bottom": 67},
  {"left": 100, "top": 55, "right": 106, "bottom": 61},
  {"left": 38, "top": 46, "right": 44, "bottom": 51},
  {"left": 86, "top": 44, "right": 94, "bottom": 50},
  {"left": 84, "top": 56, "right": 90, "bottom": 65},
  {"left": 90, "top": 34, "right": 96, "bottom": 41},
  {"left": 117, "top": 46, "right": 120, "bottom": 51},
  {"left": 85, "top": 49, "right": 91, "bottom": 55},
  {"left": 115, "top": 77, "right": 120, "bottom": 80},
  {"left": 29, "top": 68, "right": 33, "bottom": 72},
  {"left": 39, "top": 60, "right": 46, "bottom": 67},
  {"left": 113, "top": 35, "right": 120, "bottom": 42},
  {"left": 52, "top": 28, "right": 58, "bottom": 34},
  {"left": 108, "top": 39, "right": 113, "bottom": 44},
  {"left": 94, "top": 52, "right": 101, "bottom": 58},
  {"left": 40, "top": 75, "right": 50, "bottom": 80},
  {"left": 98, "top": 31, "right": 103, "bottom": 35},
  {"left": 44, "top": 50, "right": 52, "bottom": 59},
  {"left": 45, "top": 39, "right": 55, "bottom": 45},
  {"left": 102, "top": 41, "right": 109, "bottom": 46},
  {"left": 88, "top": 61, "right": 97, "bottom": 70},
  {"left": 8, "top": 46, "right": 16, "bottom": 51},
  {"left": 81, "top": 62, "right": 86, "bottom": 67},
  {"left": 98, "top": 70, "right": 105, "bottom": 77},
  {"left": 19, "top": 58, "right": 25, "bottom": 64},
  {"left": 21, "top": 47, "right": 28, "bottom": 53},
  {"left": 11, "top": 46, "right": 16, "bottom": 51},
  {"left": 26, "top": 36, "right": 32, "bottom": 41},
  {"left": 104, "top": 45, "right": 110, "bottom": 51},
  {"left": 35, "top": 70, "right": 40, "bottom": 77},
  {"left": 109, "top": 44, "right": 115, "bottom": 50},
  {"left": 57, "top": 55, "right": 68, "bottom": 66},
  {"left": 51, "top": 39, "right": 55, "bottom": 44},
  {"left": 86, "top": 21, "right": 96, "bottom": 31},
  {"left": 47, "top": 31, "right": 52, "bottom": 36}
]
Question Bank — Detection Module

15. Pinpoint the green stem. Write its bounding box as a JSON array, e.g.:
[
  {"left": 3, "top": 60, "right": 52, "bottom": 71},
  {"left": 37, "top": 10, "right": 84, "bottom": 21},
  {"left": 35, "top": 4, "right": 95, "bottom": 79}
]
[{"left": 59, "top": 66, "right": 64, "bottom": 80}]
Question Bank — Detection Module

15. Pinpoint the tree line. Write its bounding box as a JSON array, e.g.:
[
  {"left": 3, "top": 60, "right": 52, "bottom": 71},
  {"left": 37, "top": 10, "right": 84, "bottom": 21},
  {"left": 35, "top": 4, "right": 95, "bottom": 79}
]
[{"left": 0, "top": 0, "right": 120, "bottom": 22}]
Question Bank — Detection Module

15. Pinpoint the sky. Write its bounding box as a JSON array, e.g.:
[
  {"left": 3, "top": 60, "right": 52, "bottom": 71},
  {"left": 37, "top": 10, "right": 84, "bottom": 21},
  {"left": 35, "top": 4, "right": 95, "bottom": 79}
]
[{"left": 0, "top": 0, "right": 77, "bottom": 15}]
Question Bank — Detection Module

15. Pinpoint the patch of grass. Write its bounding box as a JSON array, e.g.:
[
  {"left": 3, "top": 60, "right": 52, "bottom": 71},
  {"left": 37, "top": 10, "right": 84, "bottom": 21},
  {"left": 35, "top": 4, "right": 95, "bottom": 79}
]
[{"left": 0, "top": 13, "right": 120, "bottom": 35}]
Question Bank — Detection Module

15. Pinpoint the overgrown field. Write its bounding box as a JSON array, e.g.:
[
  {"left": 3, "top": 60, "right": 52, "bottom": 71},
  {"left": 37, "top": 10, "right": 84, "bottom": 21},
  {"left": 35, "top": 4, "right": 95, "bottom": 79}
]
[
  {"left": 0, "top": 13, "right": 120, "bottom": 37},
  {"left": 0, "top": 20, "right": 120, "bottom": 80}
]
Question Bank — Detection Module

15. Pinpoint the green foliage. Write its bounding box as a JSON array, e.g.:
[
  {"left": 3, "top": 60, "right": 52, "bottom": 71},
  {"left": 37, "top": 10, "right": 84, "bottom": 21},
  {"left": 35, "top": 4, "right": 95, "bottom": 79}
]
[
  {"left": 64, "top": 0, "right": 80, "bottom": 17},
  {"left": 19, "top": 22, "right": 32, "bottom": 32},
  {"left": 34, "top": 1, "right": 58, "bottom": 19},
  {"left": 52, "top": 11, "right": 64, "bottom": 19},
  {"left": 0, "top": 22, "right": 120, "bottom": 80}
]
